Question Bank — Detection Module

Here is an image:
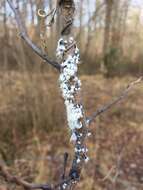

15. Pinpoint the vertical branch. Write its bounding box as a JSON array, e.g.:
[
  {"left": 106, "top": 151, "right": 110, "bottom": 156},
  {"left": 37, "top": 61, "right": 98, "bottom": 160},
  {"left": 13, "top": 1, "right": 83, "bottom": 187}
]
[
  {"left": 61, "top": 152, "right": 69, "bottom": 180},
  {"left": 101, "top": 0, "right": 113, "bottom": 73},
  {"left": 56, "top": 1, "right": 90, "bottom": 188}
]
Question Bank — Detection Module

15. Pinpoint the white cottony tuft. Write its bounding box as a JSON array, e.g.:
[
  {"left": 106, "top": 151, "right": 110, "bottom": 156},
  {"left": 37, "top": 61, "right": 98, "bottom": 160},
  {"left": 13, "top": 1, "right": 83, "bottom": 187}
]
[
  {"left": 85, "top": 157, "right": 89, "bottom": 163},
  {"left": 87, "top": 132, "right": 92, "bottom": 137},
  {"left": 56, "top": 38, "right": 66, "bottom": 59},
  {"left": 70, "top": 132, "right": 77, "bottom": 142},
  {"left": 58, "top": 38, "right": 83, "bottom": 130},
  {"left": 76, "top": 158, "right": 81, "bottom": 163},
  {"left": 75, "top": 147, "right": 82, "bottom": 152},
  {"left": 62, "top": 183, "right": 67, "bottom": 189},
  {"left": 82, "top": 148, "right": 88, "bottom": 153},
  {"left": 69, "top": 37, "right": 74, "bottom": 43},
  {"left": 57, "top": 37, "right": 89, "bottom": 163}
]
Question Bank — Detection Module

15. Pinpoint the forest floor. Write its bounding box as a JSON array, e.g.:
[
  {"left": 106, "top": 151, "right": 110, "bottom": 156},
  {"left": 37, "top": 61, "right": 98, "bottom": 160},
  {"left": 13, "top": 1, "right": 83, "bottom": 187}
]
[{"left": 0, "top": 71, "right": 143, "bottom": 190}]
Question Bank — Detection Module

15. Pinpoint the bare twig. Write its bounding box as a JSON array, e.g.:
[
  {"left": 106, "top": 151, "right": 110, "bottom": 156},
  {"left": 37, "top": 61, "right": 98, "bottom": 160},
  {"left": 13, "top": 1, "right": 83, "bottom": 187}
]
[
  {"left": 100, "top": 147, "right": 124, "bottom": 183},
  {"left": 61, "top": 152, "right": 68, "bottom": 180},
  {"left": 37, "top": 9, "right": 55, "bottom": 18},
  {"left": 0, "top": 159, "right": 77, "bottom": 190},
  {"left": 100, "top": 166, "right": 115, "bottom": 182},
  {"left": 112, "top": 149, "right": 124, "bottom": 184},
  {"left": 38, "top": 8, "right": 57, "bottom": 27},
  {"left": 97, "top": 164, "right": 143, "bottom": 189},
  {"left": 87, "top": 76, "right": 143, "bottom": 125},
  {"left": 0, "top": 161, "right": 52, "bottom": 190},
  {"left": 7, "top": 0, "right": 61, "bottom": 71}
]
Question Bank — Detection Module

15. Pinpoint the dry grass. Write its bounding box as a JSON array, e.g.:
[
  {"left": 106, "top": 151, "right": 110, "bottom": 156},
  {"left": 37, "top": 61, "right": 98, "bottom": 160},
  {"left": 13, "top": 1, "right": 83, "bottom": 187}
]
[{"left": 0, "top": 71, "right": 143, "bottom": 190}]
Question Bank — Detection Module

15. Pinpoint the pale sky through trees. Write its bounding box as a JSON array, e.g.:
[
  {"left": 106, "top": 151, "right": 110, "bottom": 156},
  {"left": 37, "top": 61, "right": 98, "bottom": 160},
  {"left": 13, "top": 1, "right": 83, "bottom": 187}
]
[
  {"left": 3, "top": 0, "right": 143, "bottom": 26},
  {"left": 132, "top": 0, "right": 142, "bottom": 6},
  {"left": 83, "top": 0, "right": 143, "bottom": 18}
]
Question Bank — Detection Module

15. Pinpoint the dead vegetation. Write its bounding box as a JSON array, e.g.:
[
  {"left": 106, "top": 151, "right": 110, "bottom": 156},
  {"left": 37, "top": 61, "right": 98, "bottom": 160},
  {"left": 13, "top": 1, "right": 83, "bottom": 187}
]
[{"left": 0, "top": 71, "right": 142, "bottom": 190}]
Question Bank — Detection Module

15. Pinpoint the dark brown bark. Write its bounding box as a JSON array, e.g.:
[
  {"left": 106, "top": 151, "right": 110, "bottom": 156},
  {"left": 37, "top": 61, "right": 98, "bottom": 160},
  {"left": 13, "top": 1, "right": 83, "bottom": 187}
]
[
  {"left": 102, "top": 0, "right": 114, "bottom": 73},
  {"left": 58, "top": 0, "right": 75, "bottom": 35}
]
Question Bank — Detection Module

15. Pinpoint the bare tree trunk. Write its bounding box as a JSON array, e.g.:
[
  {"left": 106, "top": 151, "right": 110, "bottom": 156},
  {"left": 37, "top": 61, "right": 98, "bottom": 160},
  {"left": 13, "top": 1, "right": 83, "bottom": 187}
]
[
  {"left": 119, "top": 0, "right": 131, "bottom": 50},
  {"left": 111, "top": 1, "right": 120, "bottom": 49},
  {"left": 84, "top": 0, "right": 91, "bottom": 56},
  {"left": 79, "top": 0, "right": 83, "bottom": 50},
  {"left": 49, "top": 0, "right": 54, "bottom": 55},
  {"left": 3, "top": 0, "right": 8, "bottom": 70},
  {"left": 101, "top": 0, "right": 113, "bottom": 75},
  {"left": 84, "top": 0, "right": 103, "bottom": 56},
  {"left": 36, "top": 0, "right": 45, "bottom": 38},
  {"left": 29, "top": 0, "right": 35, "bottom": 26}
]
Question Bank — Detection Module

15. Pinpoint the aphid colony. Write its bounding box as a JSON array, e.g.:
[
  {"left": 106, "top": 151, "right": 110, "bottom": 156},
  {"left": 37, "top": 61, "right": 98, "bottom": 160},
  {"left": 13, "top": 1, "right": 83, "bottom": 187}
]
[{"left": 56, "top": 37, "right": 89, "bottom": 165}]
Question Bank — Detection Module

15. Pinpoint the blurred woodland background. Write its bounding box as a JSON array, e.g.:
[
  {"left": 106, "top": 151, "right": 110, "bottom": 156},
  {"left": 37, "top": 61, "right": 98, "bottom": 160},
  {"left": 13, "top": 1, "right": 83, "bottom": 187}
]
[{"left": 0, "top": 0, "right": 143, "bottom": 190}]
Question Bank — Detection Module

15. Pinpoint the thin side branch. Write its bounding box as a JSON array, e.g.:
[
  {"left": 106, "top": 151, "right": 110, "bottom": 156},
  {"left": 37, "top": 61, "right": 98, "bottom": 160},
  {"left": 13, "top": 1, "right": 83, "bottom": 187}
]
[
  {"left": 0, "top": 159, "right": 74, "bottom": 190},
  {"left": 7, "top": 0, "right": 61, "bottom": 71},
  {"left": 97, "top": 164, "right": 143, "bottom": 189},
  {"left": 87, "top": 76, "right": 143, "bottom": 125},
  {"left": 0, "top": 161, "right": 52, "bottom": 190},
  {"left": 61, "top": 152, "right": 68, "bottom": 180}
]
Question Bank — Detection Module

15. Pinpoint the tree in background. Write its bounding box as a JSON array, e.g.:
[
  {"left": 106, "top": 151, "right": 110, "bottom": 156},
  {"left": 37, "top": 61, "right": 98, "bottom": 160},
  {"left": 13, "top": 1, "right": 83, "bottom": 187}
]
[{"left": 0, "top": 1, "right": 142, "bottom": 190}]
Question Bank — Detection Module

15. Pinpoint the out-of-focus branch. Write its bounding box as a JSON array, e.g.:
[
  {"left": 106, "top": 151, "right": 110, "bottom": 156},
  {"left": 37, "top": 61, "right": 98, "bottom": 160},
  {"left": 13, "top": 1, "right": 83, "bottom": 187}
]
[
  {"left": 61, "top": 152, "right": 68, "bottom": 180},
  {"left": 0, "top": 159, "right": 74, "bottom": 190},
  {"left": 87, "top": 77, "right": 143, "bottom": 125},
  {"left": 56, "top": 0, "right": 90, "bottom": 189},
  {"left": 88, "top": 2, "right": 105, "bottom": 24},
  {"left": 7, "top": 0, "right": 61, "bottom": 71},
  {"left": 97, "top": 163, "right": 143, "bottom": 189},
  {"left": 0, "top": 161, "right": 52, "bottom": 190}
]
